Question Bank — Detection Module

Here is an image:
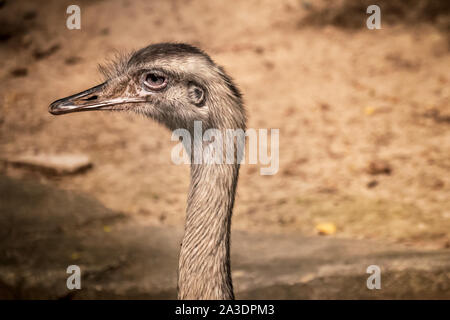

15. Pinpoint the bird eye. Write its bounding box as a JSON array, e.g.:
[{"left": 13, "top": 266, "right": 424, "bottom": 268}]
[{"left": 144, "top": 73, "right": 167, "bottom": 90}]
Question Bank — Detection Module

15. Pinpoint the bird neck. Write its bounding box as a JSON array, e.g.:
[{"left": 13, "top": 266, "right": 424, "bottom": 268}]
[{"left": 178, "top": 159, "right": 239, "bottom": 300}]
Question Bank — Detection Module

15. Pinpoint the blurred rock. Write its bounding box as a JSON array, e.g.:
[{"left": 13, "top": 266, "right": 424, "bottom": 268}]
[
  {"left": 367, "top": 160, "right": 392, "bottom": 175},
  {"left": 424, "top": 107, "right": 450, "bottom": 124},
  {"left": 4, "top": 153, "right": 92, "bottom": 175},
  {"left": 315, "top": 223, "right": 336, "bottom": 235},
  {"left": 33, "top": 43, "right": 60, "bottom": 60},
  {"left": 10, "top": 67, "right": 28, "bottom": 77},
  {"left": 64, "top": 56, "right": 82, "bottom": 65},
  {"left": 367, "top": 180, "right": 379, "bottom": 188}
]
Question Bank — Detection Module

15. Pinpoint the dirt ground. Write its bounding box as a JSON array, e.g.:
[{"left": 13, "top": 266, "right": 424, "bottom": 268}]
[
  {"left": 1, "top": 175, "right": 449, "bottom": 299},
  {"left": 0, "top": 0, "right": 449, "bottom": 254}
]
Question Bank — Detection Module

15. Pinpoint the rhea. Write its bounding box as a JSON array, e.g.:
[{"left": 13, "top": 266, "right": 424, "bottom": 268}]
[{"left": 49, "top": 43, "right": 246, "bottom": 300}]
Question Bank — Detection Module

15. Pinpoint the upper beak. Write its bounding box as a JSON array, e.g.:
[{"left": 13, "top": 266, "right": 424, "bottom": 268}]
[{"left": 48, "top": 83, "right": 145, "bottom": 115}]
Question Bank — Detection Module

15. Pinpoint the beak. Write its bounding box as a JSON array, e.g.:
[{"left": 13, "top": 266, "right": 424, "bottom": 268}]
[{"left": 48, "top": 83, "right": 145, "bottom": 115}]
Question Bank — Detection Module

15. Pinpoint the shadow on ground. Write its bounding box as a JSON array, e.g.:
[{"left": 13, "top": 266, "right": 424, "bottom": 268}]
[
  {"left": 0, "top": 175, "right": 449, "bottom": 299},
  {"left": 301, "top": 0, "right": 450, "bottom": 32}
]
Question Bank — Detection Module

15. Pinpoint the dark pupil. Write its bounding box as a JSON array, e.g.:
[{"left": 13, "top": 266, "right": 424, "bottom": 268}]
[{"left": 147, "top": 73, "right": 164, "bottom": 85}]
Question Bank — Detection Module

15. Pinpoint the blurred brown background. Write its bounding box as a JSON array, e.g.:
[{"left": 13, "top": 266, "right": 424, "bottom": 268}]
[{"left": 0, "top": 0, "right": 449, "bottom": 299}]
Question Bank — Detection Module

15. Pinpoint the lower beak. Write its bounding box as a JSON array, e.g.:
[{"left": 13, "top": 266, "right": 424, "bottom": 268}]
[{"left": 48, "top": 83, "right": 144, "bottom": 115}]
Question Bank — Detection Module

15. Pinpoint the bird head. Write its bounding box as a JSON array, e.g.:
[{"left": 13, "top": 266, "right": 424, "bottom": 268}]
[{"left": 49, "top": 43, "right": 245, "bottom": 132}]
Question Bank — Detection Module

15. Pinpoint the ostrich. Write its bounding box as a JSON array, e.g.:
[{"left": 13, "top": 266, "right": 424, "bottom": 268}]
[{"left": 49, "top": 43, "right": 246, "bottom": 300}]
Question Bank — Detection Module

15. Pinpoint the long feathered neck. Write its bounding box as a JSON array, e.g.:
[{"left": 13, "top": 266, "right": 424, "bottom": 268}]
[
  {"left": 178, "top": 158, "right": 239, "bottom": 299},
  {"left": 176, "top": 71, "right": 245, "bottom": 299}
]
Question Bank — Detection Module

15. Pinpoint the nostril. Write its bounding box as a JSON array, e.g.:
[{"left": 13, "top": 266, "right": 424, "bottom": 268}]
[{"left": 83, "top": 95, "right": 98, "bottom": 101}]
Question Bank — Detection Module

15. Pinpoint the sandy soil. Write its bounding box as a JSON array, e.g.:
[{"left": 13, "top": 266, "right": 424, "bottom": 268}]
[
  {"left": 1, "top": 175, "right": 449, "bottom": 299},
  {"left": 1, "top": 0, "right": 449, "bottom": 249}
]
